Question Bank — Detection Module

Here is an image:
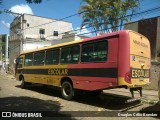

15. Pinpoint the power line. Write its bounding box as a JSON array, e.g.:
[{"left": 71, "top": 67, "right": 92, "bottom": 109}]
[
  {"left": 3, "top": 9, "right": 84, "bottom": 30},
  {"left": 45, "top": 6, "right": 160, "bottom": 38},
  {"left": 4, "top": 6, "right": 160, "bottom": 51},
  {"left": 24, "top": 7, "right": 160, "bottom": 30},
  {"left": 3, "top": 6, "right": 160, "bottom": 33}
]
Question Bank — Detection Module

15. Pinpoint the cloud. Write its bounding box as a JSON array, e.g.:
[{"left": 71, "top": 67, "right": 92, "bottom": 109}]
[
  {"left": 75, "top": 26, "right": 92, "bottom": 37},
  {"left": 1, "top": 20, "right": 10, "bottom": 28},
  {"left": 9, "top": 4, "right": 34, "bottom": 15}
]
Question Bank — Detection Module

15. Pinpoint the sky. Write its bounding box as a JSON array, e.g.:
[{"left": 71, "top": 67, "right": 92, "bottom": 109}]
[{"left": 0, "top": 0, "right": 160, "bottom": 36}]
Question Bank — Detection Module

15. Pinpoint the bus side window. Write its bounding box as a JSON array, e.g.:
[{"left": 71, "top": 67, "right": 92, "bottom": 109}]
[
  {"left": 33, "top": 51, "right": 45, "bottom": 65},
  {"left": 25, "top": 53, "right": 33, "bottom": 66},
  {"left": 61, "top": 45, "right": 80, "bottom": 64},
  {"left": 17, "top": 57, "right": 23, "bottom": 68},
  {"left": 81, "top": 40, "right": 108, "bottom": 63},
  {"left": 45, "top": 49, "right": 60, "bottom": 65}
]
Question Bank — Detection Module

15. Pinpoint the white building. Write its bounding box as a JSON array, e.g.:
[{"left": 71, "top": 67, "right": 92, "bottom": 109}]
[
  {"left": 51, "top": 32, "right": 89, "bottom": 45},
  {"left": 9, "top": 14, "right": 72, "bottom": 70}
]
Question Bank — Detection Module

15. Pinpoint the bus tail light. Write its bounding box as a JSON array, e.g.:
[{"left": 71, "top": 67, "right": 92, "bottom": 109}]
[{"left": 125, "top": 71, "right": 131, "bottom": 84}]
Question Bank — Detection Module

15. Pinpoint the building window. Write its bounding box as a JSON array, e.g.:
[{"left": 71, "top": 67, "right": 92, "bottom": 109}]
[
  {"left": 53, "top": 31, "right": 58, "bottom": 36},
  {"left": 81, "top": 40, "right": 108, "bottom": 62},
  {"left": 27, "top": 23, "right": 29, "bottom": 27},
  {"left": 39, "top": 28, "right": 45, "bottom": 40},
  {"left": 39, "top": 29, "right": 45, "bottom": 34},
  {"left": 25, "top": 53, "right": 33, "bottom": 66},
  {"left": 33, "top": 51, "right": 45, "bottom": 65},
  {"left": 61, "top": 45, "right": 80, "bottom": 64},
  {"left": 45, "top": 49, "right": 60, "bottom": 65}
]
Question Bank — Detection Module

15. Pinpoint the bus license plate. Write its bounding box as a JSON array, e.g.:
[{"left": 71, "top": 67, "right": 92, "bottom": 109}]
[{"left": 131, "top": 69, "right": 149, "bottom": 78}]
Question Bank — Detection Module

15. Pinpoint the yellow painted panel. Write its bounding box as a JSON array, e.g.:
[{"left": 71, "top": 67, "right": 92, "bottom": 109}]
[
  {"left": 129, "top": 31, "right": 150, "bottom": 58},
  {"left": 118, "top": 77, "right": 150, "bottom": 88}
]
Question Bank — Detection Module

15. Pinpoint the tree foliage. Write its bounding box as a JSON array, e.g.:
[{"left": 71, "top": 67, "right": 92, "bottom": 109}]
[{"left": 79, "top": 0, "right": 140, "bottom": 34}]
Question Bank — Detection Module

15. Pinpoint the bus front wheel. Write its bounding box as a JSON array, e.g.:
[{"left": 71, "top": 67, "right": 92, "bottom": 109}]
[
  {"left": 20, "top": 77, "right": 27, "bottom": 89},
  {"left": 61, "top": 81, "right": 74, "bottom": 100}
]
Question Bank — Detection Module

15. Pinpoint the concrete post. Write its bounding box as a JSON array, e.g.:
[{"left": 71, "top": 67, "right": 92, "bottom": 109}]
[{"left": 5, "top": 34, "right": 9, "bottom": 72}]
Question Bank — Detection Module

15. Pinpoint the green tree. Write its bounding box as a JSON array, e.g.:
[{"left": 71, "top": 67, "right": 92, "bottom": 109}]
[{"left": 79, "top": 0, "right": 140, "bottom": 34}]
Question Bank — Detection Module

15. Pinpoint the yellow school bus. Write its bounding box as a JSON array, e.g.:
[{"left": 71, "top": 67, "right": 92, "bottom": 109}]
[{"left": 15, "top": 30, "right": 151, "bottom": 100}]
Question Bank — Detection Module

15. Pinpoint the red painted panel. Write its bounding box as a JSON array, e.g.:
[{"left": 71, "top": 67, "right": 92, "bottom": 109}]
[
  {"left": 70, "top": 76, "right": 117, "bottom": 90},
  {"left": 118, "top": 30, "right": 130, "bottom": 77},
  {"left": 67, "top": 30, "right": 130, "bottom": 89}
]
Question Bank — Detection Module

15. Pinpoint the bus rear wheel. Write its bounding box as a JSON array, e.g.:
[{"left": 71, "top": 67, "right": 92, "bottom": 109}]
[{"left": 61, "top": 81, "right": 74, "bottom": 100}]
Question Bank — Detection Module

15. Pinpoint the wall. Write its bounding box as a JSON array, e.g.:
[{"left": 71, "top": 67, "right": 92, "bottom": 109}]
[
  {"left": 23, "top": 14, "right": 72, "bottom": 41},
  {"left": 138, "top": 18, "right": 158, "bottom": 59},
  {"left": 156, "top": 17, "right": 160, "bottom": 59},
  {"left": 124, "top": 22, "right": 138, "bottom": 31},
  {"left": 9, "top": 40, "right": 21, "bottom": 74},
  {"left": 10, "top": 14, "right": 72, "bottom": 41},
  {"left": 143, "top": 64, "right": 160, "bottom": 90},
  {"left": 23, "top": 40, "right": 52, "bottom": 51}
]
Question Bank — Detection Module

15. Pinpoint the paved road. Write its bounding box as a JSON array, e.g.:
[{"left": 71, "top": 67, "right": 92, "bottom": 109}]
[{"left": 0, "top": 70, "right": 159, "bottom": 120}]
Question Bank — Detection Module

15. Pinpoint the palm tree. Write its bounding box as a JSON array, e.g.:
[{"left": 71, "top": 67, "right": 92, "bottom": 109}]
[
  {"left": 108, "top": 0, "right": 139, "bottom": 31},
  {"left": 78, "top": 0, "right": 101, "bottom": 35},
  {"left": 79, "top": 0, "right": 139, "bottom": 34}
]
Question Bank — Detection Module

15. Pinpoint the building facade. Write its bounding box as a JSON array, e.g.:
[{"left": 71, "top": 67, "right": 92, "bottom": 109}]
[
  {"left": 124, "top": 16, "right": 160, "bottom": 61},
  {"left": 9, "top": 14, "right": 72, "bottom": 70},
  {"left": 51, "top": 32, "right": 89, "bottom": 45},
  {"left": 0, "top": 34, "right": 9, "bottom": 71}
]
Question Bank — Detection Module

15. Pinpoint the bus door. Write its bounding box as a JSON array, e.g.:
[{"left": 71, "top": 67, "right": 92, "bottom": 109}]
[{"left": 15, "top": 56, "right": 24, "bottom": 79}]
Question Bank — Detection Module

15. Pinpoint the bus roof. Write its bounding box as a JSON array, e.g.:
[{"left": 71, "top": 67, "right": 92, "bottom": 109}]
[
  {"left": 20, "top": 39, "right": 82, "bottom": 55},
  {"left": 20, "top": 30, "right": 145, "bottom": 55}
]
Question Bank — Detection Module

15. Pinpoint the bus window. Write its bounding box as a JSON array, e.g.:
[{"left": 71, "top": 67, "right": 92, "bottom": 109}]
[
  {"left": 61, "top": 45, "right": 80, "bottom": 64},
  {"left": 33, "top": 51, "right": 45, "bottom": 65},
  {"left": 17, "top": 57, "right": 23, "bottom": 68},
  {"left": 45, "top": 49, "right": 60, "bottom": 65},
  {"left": 81, "top": 40, "right": 108, "bottom": 62},
  {"left": 25, "top": 53, "right": 33, "bottom": 66}
]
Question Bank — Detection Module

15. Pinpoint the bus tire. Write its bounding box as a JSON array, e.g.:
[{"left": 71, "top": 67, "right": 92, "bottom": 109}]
[
  {"left": 20, "top": 77, "right": 27, "bottom": 89},
  {"left": 61, "top": 81, "right": 74, "bottom": 100}
]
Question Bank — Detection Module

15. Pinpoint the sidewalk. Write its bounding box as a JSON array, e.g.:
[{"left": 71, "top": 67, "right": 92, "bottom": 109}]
[{"left": 103, "top": 88, "right": 159, "bottom": 103}]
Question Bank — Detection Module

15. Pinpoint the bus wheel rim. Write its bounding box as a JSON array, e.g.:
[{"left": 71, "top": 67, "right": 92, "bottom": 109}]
[{"left": 63, "top": 84, "right": 71, "bottom": 96}]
